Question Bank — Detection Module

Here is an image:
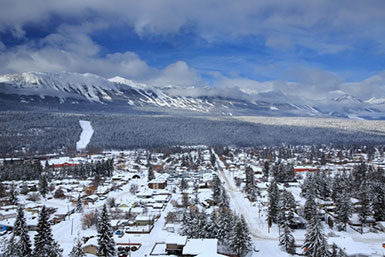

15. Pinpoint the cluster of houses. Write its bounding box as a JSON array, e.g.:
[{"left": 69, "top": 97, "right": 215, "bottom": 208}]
[{"left": 2, "top": 146, "right": 385, "bottom": 256}]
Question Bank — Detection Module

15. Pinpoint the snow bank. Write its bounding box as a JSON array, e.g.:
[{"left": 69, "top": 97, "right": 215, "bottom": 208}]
[{"left": 76, "top": 120, "right": 94, "bottom": 151}]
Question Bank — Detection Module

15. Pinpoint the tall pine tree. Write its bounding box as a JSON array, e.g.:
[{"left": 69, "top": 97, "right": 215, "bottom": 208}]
[
  {"left": 97, "top": 205, "right": 115, "bottom": 257},
  {"left": 303, "top": 210, "right": 328, "bottom": 257},
  {"left": 39, "top": 175, "right": 49, "bottom": 198},
  {"left": 229, "top": 215, "right": 251, "bottom": 256},
  {"left": 8, "top": 182, "right": 18, "bottom": 205},
  {"left": 267, "top": 179, "right": 279, "bottom": 224},
  {"left": 14, "top": 205, "right": 32, "bottom": 256},
  {"left": 33, "top": 205, "right": 63, "bottom": 257}
]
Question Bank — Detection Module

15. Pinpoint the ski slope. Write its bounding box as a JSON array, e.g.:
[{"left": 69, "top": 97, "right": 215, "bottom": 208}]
[{"left": 76, "top": 120, "right": 94, "bottom": 151}]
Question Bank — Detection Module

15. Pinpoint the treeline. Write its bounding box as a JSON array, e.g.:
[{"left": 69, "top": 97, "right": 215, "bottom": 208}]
[
  {"left": 87, "top": 115, "right": 385, "bottom": 150},
  {"left": 301, "top": 163, "right": 385, "bottom": 223},
  {"left": 50, "top": 159, "right": 114, "bottom": 179},
  {"left": 0, "top": 160, "right": 43, "bottom": 181},
  {"left": 0, "top": 112, "right": 81, "bottom": 155},
  {"left": 0, "top": 159, "right": 113, "bottom": 181}
]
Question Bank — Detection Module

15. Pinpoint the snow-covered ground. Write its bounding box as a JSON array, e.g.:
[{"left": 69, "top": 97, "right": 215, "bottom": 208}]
[{"left": 76, "top": 120, "right": 94, "bottom": 151}]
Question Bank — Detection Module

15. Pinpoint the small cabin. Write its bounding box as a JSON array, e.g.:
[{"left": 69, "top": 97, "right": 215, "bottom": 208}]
[
  {"left": 149, "top": 179, "right": 167, "bottom": 189},
  {"left": 166, "top": 236, "right": 187, "bottom": 255}
]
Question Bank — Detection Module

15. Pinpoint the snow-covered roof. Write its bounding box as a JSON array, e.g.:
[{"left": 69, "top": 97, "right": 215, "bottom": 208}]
[
  {"left": 328, "top": 237, "right": 375, "bottom": 256},
  {"left": 166, "top": 235, "right": 187, "bottom": 245},
  {"left": 183, "top": 239, "right": 225, "bottom": 257}
]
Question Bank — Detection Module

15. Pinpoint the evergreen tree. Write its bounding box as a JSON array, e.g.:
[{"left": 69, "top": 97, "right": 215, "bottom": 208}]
[
  {"left": 245, "top": 166, "right": 257, "bottom": 201},
  {"left": 210, "top": 152, "right": 216, "bottom": 167},
  {"left": 181, "top": 209, "right": 194, "bottom": 237},
  {"left": 370, "top": 180, "right": 385, "bottom": 221},
  {"left": 196, "top": 209, "right": 209, "bottom": 238},
  {"left": 229, "top": 215, "right": 251, "bottom": 256},
  {"left": 212, "top": 175, "right": 222, "bottom": 204},
  {"left": 304, "top": 190, "right": 317, "bottom": 222},
  {"left": 217, "top": 207, "right": 233, "bottom": 244},
  {"left": 218, "top": 189, "right": 230, "bottom": 208},
  {"left": 17, "top": 227, "right": 32, "bottom": 257},
  {"left": 335, "top": 190, "right": 352, "bottom": 231},
  {"left": 303, "top": 211, "right": 328, "bottom": 257},
  {"left": 2, "top": 234, "right": 18, "bottom": 257},
  {"left": 318, "top": 171, "right": 332, "bottom": 200},
  {"left": 301, "top": 173, "right": 312, "bottom": 196},
  {"left": 39, "top": 175, "right": 49, "bottom": 198},
  {"left": 278, "top": 190, "right": 296, "bottom": 228},
  {"left": 279, "top": 220, "right": 296, "bottom": 255},
  {"left": 262, "top": 161, "right": 270, "bottom": 179},
  {"left": 267, "top": 180, "right": 279, "bottom": 223},
  {"left": 75, "top": 195, "right": 83, "bottom": 213},
  {"left": 14, "top": 205, "right": 27, "bottom": 236},
  {"left": 97, "top": 205, "right": 115, "bottom": 257},
  {"left": 13, "top": 205, "right": 32, "bottom": 256},
  {"left": 331, "top": 174, "right": 343, "bottom": 202},
  {"left": 33, "top": 205, "right": 63, "bottom": 257},
  {"left": 147, "top": 166, "right": 155, "bottom": 181},
  {"left": 206, "top": 211, "right": 219, "bottom": 238},
  {"left": 8, "top": 182, "right": 18, "bottom": 205},
  {"left": 179, "top": 178, "right": 188, "bottom": 192},
  {"left": 69, "top": 235, "right": 86, "bottom": 257},
  {"left": 357, "top": 181, "right": 371, "bottom": 228},
  {"left": 330, "top": 243, "right": 347, "bottom": 257}
]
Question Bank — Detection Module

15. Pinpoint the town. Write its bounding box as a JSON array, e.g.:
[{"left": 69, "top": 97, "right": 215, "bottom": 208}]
[{"left": 0, "top": 145, "right": 385, "bottom": 257}]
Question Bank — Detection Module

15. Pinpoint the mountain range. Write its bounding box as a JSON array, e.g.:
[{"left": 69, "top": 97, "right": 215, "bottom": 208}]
[{"left": 0, "top": 71, "right": 384, "bottom": 120}]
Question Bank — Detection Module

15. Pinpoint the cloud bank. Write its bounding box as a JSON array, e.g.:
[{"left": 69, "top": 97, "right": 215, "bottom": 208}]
[{"left": 1, "top": 0, "right": 385, "bottom": 103}]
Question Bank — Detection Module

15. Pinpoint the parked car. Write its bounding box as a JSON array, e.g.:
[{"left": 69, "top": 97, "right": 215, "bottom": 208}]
[{"left": 115, "top": 229, "right": 124, "bottom": 236}]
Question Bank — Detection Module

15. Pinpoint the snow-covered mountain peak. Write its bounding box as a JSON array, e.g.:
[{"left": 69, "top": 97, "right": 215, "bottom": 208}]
[
  {"left": 108, "top": 76, "right": 147, "bottom": 89},
  {"left": 365, "top": 97, "right": 385, "bottom": 105},
  {"left": 332, "top": 94, "right": 362, "bottom": 103}
]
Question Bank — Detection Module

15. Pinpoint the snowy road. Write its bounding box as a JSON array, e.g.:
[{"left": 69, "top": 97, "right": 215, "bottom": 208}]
[
  {"left": 76, "top": 120, "right": 94, "bottom": 151},
  {"left": 213, "top": 150, "right": 294, "bottom": 257}
]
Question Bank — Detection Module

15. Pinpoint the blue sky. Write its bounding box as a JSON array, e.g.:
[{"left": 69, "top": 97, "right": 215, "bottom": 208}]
[{"left": 1, "top": 0, "right": 385, "bottom": 100}]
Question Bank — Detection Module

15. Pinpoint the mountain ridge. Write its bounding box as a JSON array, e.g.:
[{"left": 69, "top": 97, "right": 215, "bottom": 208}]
[{"left": 0, "top": 71, "right": 384, "bottom": 120}]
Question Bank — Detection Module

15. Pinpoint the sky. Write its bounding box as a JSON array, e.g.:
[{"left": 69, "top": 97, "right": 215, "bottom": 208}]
[{"left": 1, "top": 0, "right": 385, "bottom": 101}]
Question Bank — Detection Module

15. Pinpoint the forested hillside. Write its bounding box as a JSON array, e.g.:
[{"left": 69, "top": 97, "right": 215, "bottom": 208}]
[{"left": 1, "top": 111, "right": 385, "bottom": 156}]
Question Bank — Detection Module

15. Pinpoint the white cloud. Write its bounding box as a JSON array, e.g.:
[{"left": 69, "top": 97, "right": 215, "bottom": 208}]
[
  {"left": 0, "top": 41, "right": 5, "bottom": 51},
  {"left": 153, "top": 61, "right": 202, "bottom": 87},
  {"left": 0, "top": 26, "right": 203, "bottom": 87},
  {"left": 1, "top": 0, "right": 385, "bottom": 54}
]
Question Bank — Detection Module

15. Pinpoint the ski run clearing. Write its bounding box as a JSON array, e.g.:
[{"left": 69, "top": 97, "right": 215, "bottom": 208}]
[{"left": 76, "top": 120, "right": 94, "bottom": 151}]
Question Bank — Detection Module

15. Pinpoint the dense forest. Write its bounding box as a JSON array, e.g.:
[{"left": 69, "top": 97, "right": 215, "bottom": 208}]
[{"left": 1, "top": 111, "right": 385, "bottom": 156}]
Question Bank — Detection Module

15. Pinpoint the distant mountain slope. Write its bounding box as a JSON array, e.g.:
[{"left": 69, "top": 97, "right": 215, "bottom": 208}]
[{"left": 0, "top": 71, "right": 384, "bottom": 119}]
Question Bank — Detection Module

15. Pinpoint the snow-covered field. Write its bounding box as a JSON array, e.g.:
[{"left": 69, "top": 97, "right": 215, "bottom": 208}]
[
  {"left": 235, "top": 116, "right": 385, "bottom": 135},
  {"left": 76, "top": 120, "right": 94, "bottom": 151}
]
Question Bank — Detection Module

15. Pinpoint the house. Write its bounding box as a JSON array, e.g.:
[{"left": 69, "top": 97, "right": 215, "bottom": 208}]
[
  {"left": 149, "top": 179, "right": 167, "bottom": 189},
  {"left": 183, "top": 238, "right": 226, "bottom": 257},
  {"left": 53, "top": 162, "right": 78, "bottom": 168},
  {"left": 135, "top": 215, "right": 155, "bottom": 226},
  {"left": 294, "top": 166, "right": 318, "bottom": 172},
  {"left": 83, "top": 195, "right": 98, "bottom": 204},
  {"left": 0, "top": 210, "right": 17, "bottom": 220},
  {"left": 137, "top": 191, "right": 152, "bottom": 199},
  {"left": 153, "top": 194, "right": 170, "bottom": 203},
  {"left": 166, "top": 236, "right": 187, "bottom": 255},
  {"left": 83, "top": 237, "right": 99, "bottom": 256}
]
